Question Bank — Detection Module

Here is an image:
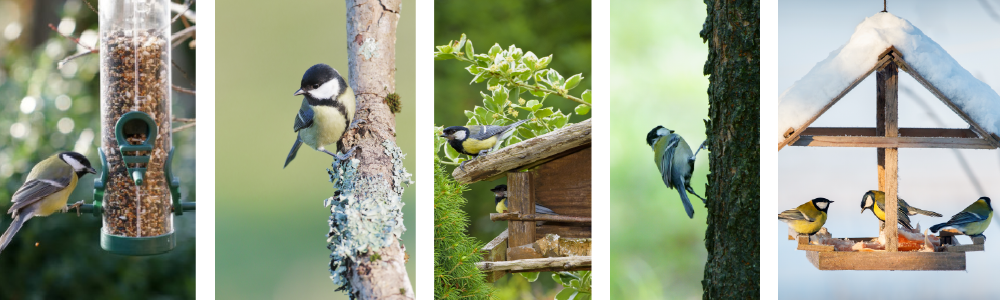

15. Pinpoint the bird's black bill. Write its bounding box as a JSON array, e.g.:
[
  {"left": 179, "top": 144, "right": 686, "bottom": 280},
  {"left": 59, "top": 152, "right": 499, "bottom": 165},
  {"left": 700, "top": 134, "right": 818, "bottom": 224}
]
[
  {"left": 293, "top": 89, "right": 305, "bottom": 96},
  {"left": 87, "top": 167, "right": 97, "bottom": 174}
]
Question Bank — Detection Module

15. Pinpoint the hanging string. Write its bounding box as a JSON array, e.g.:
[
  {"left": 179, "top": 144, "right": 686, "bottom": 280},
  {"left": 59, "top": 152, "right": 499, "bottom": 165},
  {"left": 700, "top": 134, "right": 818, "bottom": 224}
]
[{"left": 883, "top": 0, "right": 887, "bottom": 12}]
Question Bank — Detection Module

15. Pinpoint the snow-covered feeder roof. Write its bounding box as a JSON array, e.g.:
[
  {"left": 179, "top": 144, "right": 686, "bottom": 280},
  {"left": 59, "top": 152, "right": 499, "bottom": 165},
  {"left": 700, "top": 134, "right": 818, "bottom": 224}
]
[{"left": 778, "top": 12, "right": 1000, "bottom": 143}]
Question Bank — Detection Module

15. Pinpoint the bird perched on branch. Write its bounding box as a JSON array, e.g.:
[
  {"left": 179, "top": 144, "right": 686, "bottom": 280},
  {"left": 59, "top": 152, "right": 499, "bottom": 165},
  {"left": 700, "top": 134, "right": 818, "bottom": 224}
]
[
  {"left": 440, "top": 119, "right": 529, "bottom": 170},
  {"left": 930, "top": 197, "right": 993, "bottom": 238},
  {"left": 646, "top": 126, "right": 706, "bottom": 218},
  {"left": 860, "top": 190, "right": 941, "bottom": 230},
  {"left": 284, "top": 64, "right": 361, "bottom": 168},
  {"left": 1, "top": 152, "right": 97, "bottom": 254},
  {"left": 491, "top": 184, "right": 557, "bottom": 226},
  {"left": 778, "top": 198, "right": 834, "bottom": 236}
]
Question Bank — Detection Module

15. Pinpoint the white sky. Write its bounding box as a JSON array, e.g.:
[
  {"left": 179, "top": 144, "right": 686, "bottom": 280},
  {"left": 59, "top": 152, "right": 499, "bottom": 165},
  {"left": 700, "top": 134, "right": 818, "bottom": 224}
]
[{"left": 779, "top": 1, "right": 1000, "bottom": 298}]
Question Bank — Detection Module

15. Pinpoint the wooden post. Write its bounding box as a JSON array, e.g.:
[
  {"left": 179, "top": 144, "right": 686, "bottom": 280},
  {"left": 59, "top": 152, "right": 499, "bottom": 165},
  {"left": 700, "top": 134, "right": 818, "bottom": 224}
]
[
  {"left": 878, "top": 57, "right": 900, "bottom": 252},
  {"left": 507, "top": 172, "right": 535, "bottom": 253}
]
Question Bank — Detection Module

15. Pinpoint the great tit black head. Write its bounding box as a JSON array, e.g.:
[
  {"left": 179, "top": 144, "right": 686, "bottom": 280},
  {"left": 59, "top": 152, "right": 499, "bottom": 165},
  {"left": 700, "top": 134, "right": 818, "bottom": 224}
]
[
  {"left": 861, "top": 190, "right": 875, "bottom": 213},
  {"left": 645, "top": 125, "right": 674, "bottom": 146},
  {"left": 491, "top": 184, "right": 508, "bottom": 205},
  {"left": 440, "top": 126, "right": 469, "bottom": 141},
  {"left": 812, "top": 198, "right": 833, "bottom": 212},
  {"left": 983, "top": 197, "right": 992, "bottom": 208},
  {"left": 293, "top": 63, "right": 346, "bottom": 100},
  {"left": 59, "top": 151, "right": 97, "bottom": 177}
]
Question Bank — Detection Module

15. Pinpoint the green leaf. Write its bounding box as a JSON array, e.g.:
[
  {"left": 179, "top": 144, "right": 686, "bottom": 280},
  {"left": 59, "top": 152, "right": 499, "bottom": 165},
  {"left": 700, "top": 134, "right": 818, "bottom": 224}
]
[
  {"left": 464, "top": 110, "right": 474, "bottom": 119},
  {"left": 456, "top": 34, "right": 467, "bottom": 53},
  {"left": 522, "top": 51, "right": 539, "bottom": 69},
  {"left": 529, "top": 89, "right": 546, "bottom": 98},
  {"left": 444, "top": 141, "right": 461, "bottom": 161},
  {"left": 538, "top": 54, "right": 553, "bottom": 69},
  {"left": 555, "top": 288, "right": 577, "bottom": 300},
  {"left": 488, "top": 43, "right": 502, "bottom": 57},
  {"left": 507, "top": 135, "right": 522, "bottom": 147},
  {"left": 487, "top": 77, "right": 499, "bottom": 87},
  {"left": 470, "top": 72, "right": 485, "bottom": 85},
  {"left": 436, "top": 44, "right": 453, "bottom": 53},
  {"left": 493, "top": 87, "right": 509, "bottom": 108},
  {"left": 581, "top": 89, "right": 592, "bottom": 104},
  {"left": 534, "top": 69, "right": 548, "bottom": 83},
  {"left": 517, "top": 127, "right": 536, "bottom": 139},
  {"left": 524, "top": 100, "right": 540, "bottom": 111},
  {"left": 575, "top": 104, "right": 590, "bottom": 115},
  {"left": 519, "top": 272, "right": 540, "bottom": 282},
  {"left": 465, "top": 40, "right": 475, "bottom": 60},
  {"left": 534, "top": 107, "right": 554, "bottom": 119},
  {"left": 434, "top": 53, "right": 457, "bottom": 60},
  {"left": 465, "top": 65, "right": 481, "bottom": 75},
  {"left": 474, "top": 106, "right": 494, "bottom": 124},
  {"left": 547, "top": 69, "right": 564, "bottom": 85},
  {"left": 548, "top": 113, "right": 569, "bottom": 128},
  {"left": 564, "top": 74, "right": 583, "bottom": 90}
]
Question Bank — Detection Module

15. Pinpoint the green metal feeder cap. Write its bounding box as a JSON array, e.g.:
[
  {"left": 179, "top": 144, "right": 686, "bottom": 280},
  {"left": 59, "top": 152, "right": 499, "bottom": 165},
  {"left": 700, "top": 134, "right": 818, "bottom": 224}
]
[
  {"left": 114, "top": 111, "right": 158, "bottom": 186},
  {"left": 101, "top": 232, "right": 175, "bottom": 256}
]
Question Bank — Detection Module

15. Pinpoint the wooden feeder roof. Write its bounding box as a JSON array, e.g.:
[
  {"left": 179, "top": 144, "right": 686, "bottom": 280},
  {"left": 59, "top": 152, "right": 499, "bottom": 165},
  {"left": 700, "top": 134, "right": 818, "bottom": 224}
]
[
  {"left": 452, "top": 119, "right": 591, "bottom": 184},
  {"left": 777, "top": 13, "right": 1000, "bottom": 151}
]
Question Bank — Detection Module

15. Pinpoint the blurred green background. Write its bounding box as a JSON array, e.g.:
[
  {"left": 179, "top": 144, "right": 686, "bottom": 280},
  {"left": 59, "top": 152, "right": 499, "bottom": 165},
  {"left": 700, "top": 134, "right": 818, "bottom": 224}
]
[
  {"left": 215, "top": 1, "right": 415, "bottom": 299},
  {"left": 610, "top": 0, "right": 708, "bottom": 299},
  {"left": 0, "top": 0, "right": 197, "bottom": 298},
  {"left": 434, "top": 0, "right": 591, "bottom": 298}
]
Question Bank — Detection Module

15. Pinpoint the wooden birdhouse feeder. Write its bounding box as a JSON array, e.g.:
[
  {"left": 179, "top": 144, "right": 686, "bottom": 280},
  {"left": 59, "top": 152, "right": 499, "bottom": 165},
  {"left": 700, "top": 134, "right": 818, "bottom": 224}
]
[
  {"left": 459, "top": 119, "right": 592, "bottom": 281},
  {"left": 779, "top": 44, "right": 1000, "bottom": 270}
]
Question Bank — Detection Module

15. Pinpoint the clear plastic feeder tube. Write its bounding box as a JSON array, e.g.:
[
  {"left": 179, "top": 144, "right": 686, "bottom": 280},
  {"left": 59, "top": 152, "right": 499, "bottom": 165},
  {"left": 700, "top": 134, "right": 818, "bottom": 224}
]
[{"left": 99, "top": 0, "right": 172, "bottom": 239}]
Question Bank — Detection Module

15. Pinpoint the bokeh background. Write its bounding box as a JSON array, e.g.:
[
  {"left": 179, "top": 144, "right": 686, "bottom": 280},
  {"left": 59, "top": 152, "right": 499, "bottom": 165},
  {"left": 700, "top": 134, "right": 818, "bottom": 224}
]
[
  {"left": 779, "top": 1, "right": 1000, "bottom": 298},
  {"left": 215, "top": 1, "right": 415, "bottom": 299},
  {"left": 0, "top": 0, "right": 197, "bottom": 298},
  {"left": 434, "top": 0, "right": 591, "bottom": 298},
  {"left": 610, "top": 0, "right": 709, "bottom": 299}
]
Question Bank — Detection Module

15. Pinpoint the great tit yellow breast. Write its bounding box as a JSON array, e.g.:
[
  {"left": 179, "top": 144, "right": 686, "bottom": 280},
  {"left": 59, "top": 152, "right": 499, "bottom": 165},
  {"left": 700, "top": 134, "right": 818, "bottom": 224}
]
[
  {"left": 786, "top": 212, "right": 827, "bottom": 235},
  {"left": 872, "top": 200, "right": 886, "bottom": 221},
  {"left": 461, "top": 135, "right": 498, "bottom": 155},
  {"left": 37, "top": 175, "right": 78, "bottom": 216},
  {"left": 496, "top": 198, "right": 507, "bottom": 214},
  {"left": 301, "top": 105, "right": 349, "bottom": 150}
]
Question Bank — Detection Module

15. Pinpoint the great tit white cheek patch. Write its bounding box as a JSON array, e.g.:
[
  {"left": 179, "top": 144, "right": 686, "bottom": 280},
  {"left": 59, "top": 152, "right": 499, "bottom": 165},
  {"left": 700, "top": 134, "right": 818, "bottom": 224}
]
[
  {"left": 311, "top": 78, "right": 341, "bottom": 100},
  {"left": 454, "top": 130, "right": 467, "bottom": 140}
]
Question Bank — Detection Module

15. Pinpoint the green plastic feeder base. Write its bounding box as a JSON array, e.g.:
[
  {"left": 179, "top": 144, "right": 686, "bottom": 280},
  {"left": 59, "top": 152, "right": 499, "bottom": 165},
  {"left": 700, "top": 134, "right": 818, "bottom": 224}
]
[{"left": 101, "top": 231, "right": 175, "bottom": 256}]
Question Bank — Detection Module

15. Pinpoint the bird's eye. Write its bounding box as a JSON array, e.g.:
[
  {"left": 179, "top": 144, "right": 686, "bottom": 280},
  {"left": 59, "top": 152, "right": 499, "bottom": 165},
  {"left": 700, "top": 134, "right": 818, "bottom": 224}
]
[{"left": 312, "top": 84, "right": 319, "bottom": 89}]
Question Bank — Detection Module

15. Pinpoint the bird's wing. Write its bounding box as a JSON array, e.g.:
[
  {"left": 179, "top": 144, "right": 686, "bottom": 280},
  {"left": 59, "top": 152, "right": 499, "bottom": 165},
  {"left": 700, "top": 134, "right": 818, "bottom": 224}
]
[
  {"left": 659, "top": 135, "right": 680, "bottom": 188},
  {"left": 876, "top": 198, "right": 913, "bottom": 222},
  {"left": 8, "top": 177, "right": 71, "bottom": 213},
  {"left": 293, "top": 99, "right": 314, "bottom": 132},
  {"left": 467, "top": 125, "right": 506, "bottom": 140},
  {"left": 535, "top": 204, "right": 557, "bottom": 215},
  {"left": 778, "top": 208, "right": 813, "bottom": 222},
  {"left": 947, "top": 211, "right": 988, "bottom": 225}
]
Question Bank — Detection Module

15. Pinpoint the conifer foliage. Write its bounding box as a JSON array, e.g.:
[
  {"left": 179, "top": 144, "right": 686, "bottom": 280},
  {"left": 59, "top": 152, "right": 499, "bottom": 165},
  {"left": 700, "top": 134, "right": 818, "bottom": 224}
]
[{"left": 434, "top": 162, "right": 494, "bottom": 299}]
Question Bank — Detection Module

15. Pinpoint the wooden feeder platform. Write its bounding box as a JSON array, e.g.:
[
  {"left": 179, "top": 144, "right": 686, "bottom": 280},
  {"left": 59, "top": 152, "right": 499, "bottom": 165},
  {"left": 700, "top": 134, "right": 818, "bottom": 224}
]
[
  {"left": 791, "top": 230, "right": 984, "bottom": 271},
  {"left": 778, "top": 46, "right": 998, "bottom": 270},
  {"left": 466, "top": 120, "right": 593, "bottom": 281}
]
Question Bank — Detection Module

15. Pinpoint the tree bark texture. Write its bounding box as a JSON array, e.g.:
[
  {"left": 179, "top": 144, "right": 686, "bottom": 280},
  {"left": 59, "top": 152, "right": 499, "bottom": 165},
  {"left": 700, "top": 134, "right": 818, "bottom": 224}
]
[
  {"left": 337, "top": 0, "right": 413, "bottom": 299},
  {"left": 700, "top": 0, "right": 760, "bottom": 299}
]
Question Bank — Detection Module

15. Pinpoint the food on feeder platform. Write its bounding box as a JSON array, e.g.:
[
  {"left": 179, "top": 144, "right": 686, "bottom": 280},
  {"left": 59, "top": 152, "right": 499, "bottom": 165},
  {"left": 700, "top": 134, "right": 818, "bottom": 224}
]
[{"left": 100, "top": 29, "right": 172, "bottom": 238}]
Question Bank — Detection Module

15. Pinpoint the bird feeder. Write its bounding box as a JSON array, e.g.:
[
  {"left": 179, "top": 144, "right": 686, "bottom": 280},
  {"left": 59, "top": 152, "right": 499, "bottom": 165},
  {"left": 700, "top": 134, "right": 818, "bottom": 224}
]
[
  {"left": 462, "top": 120, "right": 593, "bottom": 282},
  {"left": 778, "top": 13, "right": 1000, "bottom": 270},
  {"left": 94, "top": 0, "right": 188, "bottom": 256}
]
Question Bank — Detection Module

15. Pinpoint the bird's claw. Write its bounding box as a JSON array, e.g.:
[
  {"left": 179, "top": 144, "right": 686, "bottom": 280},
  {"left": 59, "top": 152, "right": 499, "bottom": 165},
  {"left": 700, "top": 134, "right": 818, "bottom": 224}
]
[
  {"left": 62, "top": 200, "right": 84, "bottom": 216},
  {"left": 348, "top": 118, "right": 366, "bottom": 131},
  {"left": 459, "top": 159, "right": 469, "bottom": 172}
]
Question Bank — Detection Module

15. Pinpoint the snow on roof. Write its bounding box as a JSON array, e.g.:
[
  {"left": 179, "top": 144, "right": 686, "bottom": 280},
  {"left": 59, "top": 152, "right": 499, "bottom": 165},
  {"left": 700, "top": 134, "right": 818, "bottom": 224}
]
[{"left": 778, "top": 12, "right": 1000, "bottom": 140}]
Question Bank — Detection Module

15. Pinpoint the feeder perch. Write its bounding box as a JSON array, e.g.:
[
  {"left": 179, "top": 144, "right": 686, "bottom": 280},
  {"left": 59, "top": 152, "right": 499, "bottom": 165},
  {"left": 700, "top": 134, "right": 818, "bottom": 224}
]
[
  {"left": 91, "top": 0, "right": 193, "bottom": 256},
  {"left": 468, "top": 120, "right": 593, "bottom": 281},
  {"left": 778, "top": 42, "right": 999, "bottom": 270}
]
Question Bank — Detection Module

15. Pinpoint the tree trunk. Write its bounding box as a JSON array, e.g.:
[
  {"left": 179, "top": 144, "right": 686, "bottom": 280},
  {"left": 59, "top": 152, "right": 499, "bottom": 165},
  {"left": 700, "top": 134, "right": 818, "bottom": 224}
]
[
  {"left": 700, "top": 0, "right": 760, "bottom": 299},
  {"left": 332, "top": 0, "right": 413, "bottom": 299}
]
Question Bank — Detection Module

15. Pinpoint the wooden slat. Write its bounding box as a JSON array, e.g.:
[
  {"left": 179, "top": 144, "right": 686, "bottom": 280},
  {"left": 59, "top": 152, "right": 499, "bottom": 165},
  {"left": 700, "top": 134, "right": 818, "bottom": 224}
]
[
  {"left": 452, "top": 119, "right": 592, "bottom": 184},
  {"left": 800, "top": 127, "right": 980, "bottom": 138},
  {"left": 790, "top": 136, "right": 996, "bottom": 149},
  {"left": 507, "top": 244, "right": 543, "bottom": 261},
  {"left": 778, "top": 54, "right": 893, "bottom": 150},
  {"left": 507, "top": 172, "right": 535, "bottom": 251},
  {"left": 476, "top": 256, "right": 591, "bottom": 273},
  {"left": 535, "top": 224, "right": 591, "bottom": 240},
  {"left": 798, "top": 244, "right": 835, "bottom": 252},
  {"left": 806, "top": 251, "right": 966, "bottom": 270},
  {"left": 490, "top": 213, "right": 592, "bottom": 223},
  {"left": 880, "top": 58, "right": 900, "bottom": 252},
  {"left": 892, "top": 56, "right": 1000, "bottom": 148},
  {"left": 480, "top": 229, "right": 509, "bottom": 282}
]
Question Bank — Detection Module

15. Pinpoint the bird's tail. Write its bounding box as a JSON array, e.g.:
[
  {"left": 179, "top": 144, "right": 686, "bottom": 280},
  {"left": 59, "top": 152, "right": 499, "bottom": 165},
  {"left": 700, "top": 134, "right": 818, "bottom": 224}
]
[
  {"left": 929, "top": 222, "right": 949, "bottom": 233},
  {"left": 504, "top": 118, "right": 530, "bottom": 132},
  {"left": 676, "top": 183, "right": 695, "bottom": 218},
  {"left": 284, "top": 136, "right": 303, "bottom": 168},
  {"left": 0, "top": 214, "right": 28, "bottom": 254},
  {"left": 911, "top": 206, "right": 943, "bottom": 217}
]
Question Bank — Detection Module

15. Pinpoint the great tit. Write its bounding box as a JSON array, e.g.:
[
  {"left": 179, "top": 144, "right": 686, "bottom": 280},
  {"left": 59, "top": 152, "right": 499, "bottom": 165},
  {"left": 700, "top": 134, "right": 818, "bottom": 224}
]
[
  {"left": 440, "top": 119, "right": 529, "bottom": 170},
  {"left": 860, "top": 190, "right": 942, "bottom": 230},
  {"left": 778, "top": 198, "right": 834, "bottom": 236},
  {"left": 1, "top": 152, "right": 97, "bottom": 253},
  {"left": 491, "top": 184, "right": 557, "bottom": 226},
  {"left": 645, "top": 125, "right": 706, "bottom": 219},
  {"left": 930, "top": 197, "right": 993, "bottom": 238},
  {"left": 284, "top": 63, "right": 360, "bottom": 168}
]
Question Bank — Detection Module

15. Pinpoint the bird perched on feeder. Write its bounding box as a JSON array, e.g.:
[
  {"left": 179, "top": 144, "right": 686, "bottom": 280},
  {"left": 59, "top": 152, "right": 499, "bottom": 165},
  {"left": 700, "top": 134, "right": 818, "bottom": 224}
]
[
  {"left": 930, "top": 197, "right": 993, "bottom": 238},
  {"left": 1, "top": 152, "right": 97, "bottom": 254},
  {"left": 439, "top": 119, "right": 529, "bottom": 170},
  {"left": 491, "top": 184, "right": 557, "bottom": 226},
  {"left": 860, "top": 190, "right": 941, "bottom": 230},
  {"left": 284, "top": 63, "right": 361, "bottom": 168},
  {"left": 645, "top": 125, "right": 706, "bottom": 219},
  {"left": 778, "top": 198, "right": 834, "bottom": 236}
]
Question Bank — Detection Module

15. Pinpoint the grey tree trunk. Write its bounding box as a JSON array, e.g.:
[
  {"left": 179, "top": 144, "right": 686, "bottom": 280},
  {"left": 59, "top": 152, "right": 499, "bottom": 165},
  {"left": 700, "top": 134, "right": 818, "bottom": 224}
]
[
  {"left": 699, "top": 0, "right": 760, "bottom": 299},
  {"left": 332, "top": 0, "right": 413, "bottom": 299}
]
